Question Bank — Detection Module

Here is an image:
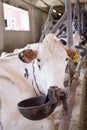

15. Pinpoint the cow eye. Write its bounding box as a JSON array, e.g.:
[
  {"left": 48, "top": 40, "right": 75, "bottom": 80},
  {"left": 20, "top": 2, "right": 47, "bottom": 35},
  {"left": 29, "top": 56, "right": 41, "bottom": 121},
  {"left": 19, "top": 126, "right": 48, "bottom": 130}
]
[{"left": 37, "top": 58, "right": 41, "bottom": 62}]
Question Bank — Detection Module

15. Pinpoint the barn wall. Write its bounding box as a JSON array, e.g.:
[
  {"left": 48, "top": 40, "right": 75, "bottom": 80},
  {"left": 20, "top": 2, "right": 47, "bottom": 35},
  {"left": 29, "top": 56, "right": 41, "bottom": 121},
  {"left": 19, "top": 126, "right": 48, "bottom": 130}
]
[
  {"left": 0, "top": 0, "right": 4, "bottom": 52},
  {"left": 0, "top": 0, "right": 48, "bottom": 53},
  {"left": 32, "top": 8, "right": 47, "bottom": 43}
]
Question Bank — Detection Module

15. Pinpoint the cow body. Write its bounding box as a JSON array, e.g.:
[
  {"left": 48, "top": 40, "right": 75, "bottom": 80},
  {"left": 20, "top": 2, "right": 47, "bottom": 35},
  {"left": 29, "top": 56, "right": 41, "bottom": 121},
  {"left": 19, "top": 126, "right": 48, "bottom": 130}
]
[
  {"left": 0, "top": 34, "right": 69, "bottom": 130},
  {"left": 0, "top": 56, "right": 55, "bottom": 130}
]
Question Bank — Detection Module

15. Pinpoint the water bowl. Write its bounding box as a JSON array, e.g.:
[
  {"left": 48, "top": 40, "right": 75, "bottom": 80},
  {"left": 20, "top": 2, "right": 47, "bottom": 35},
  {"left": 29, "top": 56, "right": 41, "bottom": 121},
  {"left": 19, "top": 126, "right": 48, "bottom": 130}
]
[{"left": 17, "top": 95, "right": 53, "bottom": 120}]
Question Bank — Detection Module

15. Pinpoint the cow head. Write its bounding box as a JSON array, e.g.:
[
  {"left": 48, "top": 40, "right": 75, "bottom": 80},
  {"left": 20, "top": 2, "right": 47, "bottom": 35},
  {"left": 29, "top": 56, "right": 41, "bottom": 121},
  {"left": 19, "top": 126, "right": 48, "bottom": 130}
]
[{"left": 18, "top": 34, "right": 72, "bottom": 94}]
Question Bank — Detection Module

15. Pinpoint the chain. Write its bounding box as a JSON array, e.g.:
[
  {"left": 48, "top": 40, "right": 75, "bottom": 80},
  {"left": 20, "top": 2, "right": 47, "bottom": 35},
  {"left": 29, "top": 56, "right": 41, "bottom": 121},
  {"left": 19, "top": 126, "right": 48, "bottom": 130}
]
[{"left": 39, "top": 0, "right": 57, "bottom": 42}]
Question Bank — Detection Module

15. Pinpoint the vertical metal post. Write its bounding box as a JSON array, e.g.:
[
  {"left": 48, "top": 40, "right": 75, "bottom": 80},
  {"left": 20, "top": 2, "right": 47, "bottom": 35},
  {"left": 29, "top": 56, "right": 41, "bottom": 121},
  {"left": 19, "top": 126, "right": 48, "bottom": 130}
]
[
  {"left": 76, "top": 0, "right": 81, "bottom": 34},
  {"left": 65, "top": 0, "right": 73, "bottom": 47},
  {"left": 58, "top": 1, "right": 73, "bottom": 130},
  {"left": 81, "top": 9, "right": 84, "bottom": 34}
]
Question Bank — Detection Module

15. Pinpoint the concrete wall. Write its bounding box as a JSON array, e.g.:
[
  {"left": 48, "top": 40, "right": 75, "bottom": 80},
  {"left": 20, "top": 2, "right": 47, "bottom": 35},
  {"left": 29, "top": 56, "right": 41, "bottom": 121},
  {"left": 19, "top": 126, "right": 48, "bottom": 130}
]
[
  {"left": 0, "top": 0, "right": 4, "bottom": 52},
  {"left": 0, "top": 0, "right": 48, "bottom": 53}
]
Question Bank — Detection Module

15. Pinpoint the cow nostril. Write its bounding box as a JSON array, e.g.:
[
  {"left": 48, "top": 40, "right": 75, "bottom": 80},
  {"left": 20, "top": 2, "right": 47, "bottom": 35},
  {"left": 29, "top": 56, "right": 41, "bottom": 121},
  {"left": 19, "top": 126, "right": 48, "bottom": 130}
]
[{"left": 66, "top": 58, "right": 68, "bottom": 61}]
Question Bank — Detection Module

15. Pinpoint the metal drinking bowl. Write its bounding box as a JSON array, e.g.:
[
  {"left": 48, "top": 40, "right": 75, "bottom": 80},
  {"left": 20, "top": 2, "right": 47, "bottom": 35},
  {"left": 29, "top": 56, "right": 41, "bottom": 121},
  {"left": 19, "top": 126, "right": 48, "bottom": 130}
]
[{"left": 17, "top": 96, "right": 52, "bottom": 120}]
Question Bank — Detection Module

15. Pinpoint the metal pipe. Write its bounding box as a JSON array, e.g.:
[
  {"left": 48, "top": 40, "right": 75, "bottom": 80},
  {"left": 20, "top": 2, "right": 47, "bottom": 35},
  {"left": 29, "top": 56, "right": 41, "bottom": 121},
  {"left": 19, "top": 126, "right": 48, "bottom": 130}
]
[
  {"left": 76, "top": 0, "right": 81, "bottom": 34},
  {"left": 56, "top": 24, "right": 66, "bottom": 37},
  {"left": 81, "top": 9, "right": 84, "bottom": 34},
  {"left": 58, "top": 57, "right": 82, "bottom": 130},
  {"left": 50, "top": 12, "right": 66, "bottom": 33},
  {"left": 65, "top": 0, "right": 73, "bottom": 47},
  {"left": 59, "top": 0, "right": 65, "bottom": 6}
]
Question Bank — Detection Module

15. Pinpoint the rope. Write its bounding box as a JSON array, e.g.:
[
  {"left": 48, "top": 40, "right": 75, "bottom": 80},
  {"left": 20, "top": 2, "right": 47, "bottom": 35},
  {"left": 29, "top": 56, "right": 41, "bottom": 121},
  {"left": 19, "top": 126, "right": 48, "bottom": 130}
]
[{"left": 32, "top": 61, "right": 45, "bottom": 96}]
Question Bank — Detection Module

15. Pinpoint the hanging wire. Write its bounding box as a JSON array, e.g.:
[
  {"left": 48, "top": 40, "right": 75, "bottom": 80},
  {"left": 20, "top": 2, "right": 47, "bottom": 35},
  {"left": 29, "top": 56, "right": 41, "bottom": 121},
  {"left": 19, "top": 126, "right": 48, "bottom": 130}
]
[{"left": 39, "top": 0, "right": 57, "bottom": 42}]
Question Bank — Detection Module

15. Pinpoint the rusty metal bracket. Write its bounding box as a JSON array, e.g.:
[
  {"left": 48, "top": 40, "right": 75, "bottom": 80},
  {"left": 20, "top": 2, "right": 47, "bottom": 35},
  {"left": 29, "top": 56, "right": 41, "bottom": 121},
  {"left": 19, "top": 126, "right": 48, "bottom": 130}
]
[{"left": 47, "top": 86, "right": 68, "bottom": 111}]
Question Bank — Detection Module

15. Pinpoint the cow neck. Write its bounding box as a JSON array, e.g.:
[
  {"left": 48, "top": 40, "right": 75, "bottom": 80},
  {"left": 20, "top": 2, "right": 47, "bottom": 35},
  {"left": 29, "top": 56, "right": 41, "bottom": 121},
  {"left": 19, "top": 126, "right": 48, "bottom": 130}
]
[{"left": 32, "top": 60, "right": 45, "bottom": 96}]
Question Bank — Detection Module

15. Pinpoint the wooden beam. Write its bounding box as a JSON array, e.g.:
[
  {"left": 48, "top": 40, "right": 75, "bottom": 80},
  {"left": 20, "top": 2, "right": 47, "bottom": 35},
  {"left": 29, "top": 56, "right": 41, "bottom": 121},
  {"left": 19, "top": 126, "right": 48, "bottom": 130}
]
[
  {"left": 21, "top": 0, "right": 48, "bottom": 14},
  {"left": 40, "top": 0, "right": 64, "bottom": 7},
  {"left": 39, "top": 0, "right": 50, "bottom": 7}
]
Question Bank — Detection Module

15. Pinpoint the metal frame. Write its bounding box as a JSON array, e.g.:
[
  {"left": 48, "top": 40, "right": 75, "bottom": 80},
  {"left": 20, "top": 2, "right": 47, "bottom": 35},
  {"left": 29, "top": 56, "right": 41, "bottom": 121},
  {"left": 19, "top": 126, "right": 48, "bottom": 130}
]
[
  {"left": 51, "top": 1, "right": 84, "bottom": 130},
  {"left": 51, "top": 0, "right": 73, "bottom": 47},
  {"left": 50, "top": 12, "right": 66, "bottom": 33},
  {"left": 65, "top": 0, "right": 73, "bottom": 47},
  {"left": 76, "top": 0, "right": 81, "bottom": 34}
]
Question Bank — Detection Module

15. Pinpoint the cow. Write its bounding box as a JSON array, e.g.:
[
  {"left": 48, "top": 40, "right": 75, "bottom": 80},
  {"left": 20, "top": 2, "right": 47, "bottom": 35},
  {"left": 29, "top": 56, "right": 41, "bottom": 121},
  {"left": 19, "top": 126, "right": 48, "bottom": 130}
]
[{"left": 0, "top": 33, "right": 82, "bottom": 130}]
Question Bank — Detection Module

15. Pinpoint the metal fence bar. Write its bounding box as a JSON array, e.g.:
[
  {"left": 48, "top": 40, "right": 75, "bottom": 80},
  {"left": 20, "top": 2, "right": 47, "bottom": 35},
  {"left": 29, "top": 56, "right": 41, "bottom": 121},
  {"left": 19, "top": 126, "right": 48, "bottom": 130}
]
[
  {"left": 58, "top": 57, "right": 83, "bottom": 130},
  {"left": 50, "top": 12, "right": 66, "bottom": 33},
  {"left": 65, "top": 0, "right": 73, "bottom": 47}
]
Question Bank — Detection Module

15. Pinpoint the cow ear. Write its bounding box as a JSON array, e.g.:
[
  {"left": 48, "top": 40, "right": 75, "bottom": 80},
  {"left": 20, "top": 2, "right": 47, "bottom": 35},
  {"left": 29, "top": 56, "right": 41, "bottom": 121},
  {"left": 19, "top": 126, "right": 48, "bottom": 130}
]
[
  {"left": 19, "top": 49, "right": 38, "bottom": 63},
  {"left": 65, "top": 48, "right": 76, "bottom": 59}
]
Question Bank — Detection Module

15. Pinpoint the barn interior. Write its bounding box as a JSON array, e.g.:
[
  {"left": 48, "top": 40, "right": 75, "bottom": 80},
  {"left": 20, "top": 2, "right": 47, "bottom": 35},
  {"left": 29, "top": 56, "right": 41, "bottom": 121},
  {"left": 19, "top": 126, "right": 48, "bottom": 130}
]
[
  {"left": 1, "top": 0, "right": 87, "bottom": 130},
  {"left": 0, "top": 0, "right": 87, "bottom": 53}
]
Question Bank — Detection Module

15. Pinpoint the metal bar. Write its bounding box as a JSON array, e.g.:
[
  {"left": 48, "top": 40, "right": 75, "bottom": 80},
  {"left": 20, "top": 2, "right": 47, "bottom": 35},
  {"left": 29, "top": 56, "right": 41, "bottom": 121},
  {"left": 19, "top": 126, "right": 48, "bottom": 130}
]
[
  {"left": 81, "top": 9, "right": 84, "bottom": 34},
  {"left": 56, "top": 24, "right": 66, "bottom": 37},
  {"left": 58, "top": 57, "right": 82, "bottom": 130},
  {"left": 65, "top": 0, "right": 73, "bottom": 47},
  {"left": 58, "top": 0, "right": 74, "bottom": 130},
  {"left": 50, "top": 12, "right": 66, "bottom": 33},
  {"left": 40, "top": 0, "right": 64, "bottom": 16},
  {"left": 76, "top": 0, "right": 81, "bottom": 34},
  {"left": 59, "top": 0, "right": 65, "bottom": 6}
]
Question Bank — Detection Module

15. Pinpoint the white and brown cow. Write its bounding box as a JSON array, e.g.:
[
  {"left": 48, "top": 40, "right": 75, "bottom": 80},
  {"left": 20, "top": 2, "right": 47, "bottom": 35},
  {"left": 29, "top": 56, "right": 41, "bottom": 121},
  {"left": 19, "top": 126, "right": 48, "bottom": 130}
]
[{"left": 0, "top": 33, "right": 78, "bottom": 130}]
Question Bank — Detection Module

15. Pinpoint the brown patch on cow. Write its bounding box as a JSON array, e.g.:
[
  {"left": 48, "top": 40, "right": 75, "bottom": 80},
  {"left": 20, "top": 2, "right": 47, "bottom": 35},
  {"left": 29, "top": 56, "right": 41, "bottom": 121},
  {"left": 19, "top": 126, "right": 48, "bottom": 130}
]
[
  {"left": 20, "top": 49, "right": 38, "bottom": 63},
  {"left": 65, "top": 48, "right": 80, "bottom": 59}
]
